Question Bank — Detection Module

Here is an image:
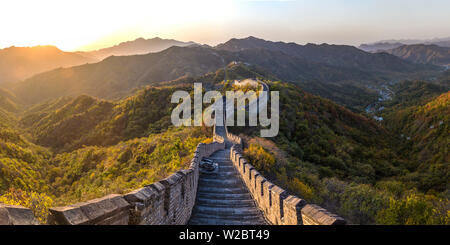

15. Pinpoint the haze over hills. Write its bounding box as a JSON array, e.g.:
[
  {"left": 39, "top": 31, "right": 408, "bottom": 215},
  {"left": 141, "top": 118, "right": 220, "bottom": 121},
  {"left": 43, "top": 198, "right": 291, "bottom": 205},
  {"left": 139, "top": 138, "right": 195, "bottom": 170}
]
[
  {"left": 0, "top": 45, "right": 96, "bottom": 84},
  {"left": 359, "top": 37, "right": 450, "bottom": 52},
  {"left": 381, "top": 44, "right": 450, "bottom": 66},
  {"left": 216, "top": 36, "right": 426, "bottom": 73},
  {"left": 358, "top": 42, "right": 405, "bottom": 53},
  {"left": 77, "top": 37, "right": 197, "bottom": 60},
  {"left": 11, "top": 46, "right": 228, "bottom": 104},
  {"left": 0, "top": 52, "right": 448, "bottom": 224},
  {"left": 9, "top": 36, "right": 437, "bottom": 107}
]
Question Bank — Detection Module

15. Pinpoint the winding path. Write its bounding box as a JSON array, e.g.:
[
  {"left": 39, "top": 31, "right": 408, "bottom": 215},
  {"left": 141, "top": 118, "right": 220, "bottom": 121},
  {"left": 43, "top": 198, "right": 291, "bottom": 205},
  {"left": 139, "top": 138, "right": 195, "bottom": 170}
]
[
  {"left": 189, "top": 68, "right": 269, "bottom": 225},
  {"left": 188, "top": 126, "right": 267, "bottom": 225}
]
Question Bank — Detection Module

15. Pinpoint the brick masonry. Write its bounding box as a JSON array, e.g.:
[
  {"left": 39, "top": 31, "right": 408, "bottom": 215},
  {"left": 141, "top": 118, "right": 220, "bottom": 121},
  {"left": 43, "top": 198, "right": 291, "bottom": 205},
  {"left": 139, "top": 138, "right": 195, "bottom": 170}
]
[
  {"left": 46, "top": 141, "right": 225, "bottom": 225},
  {"left": 227, "top": 132, "right": 346, "bottom": 225},
  {"left": 0, "top": 116, "right": 345, "bottom": 225}
]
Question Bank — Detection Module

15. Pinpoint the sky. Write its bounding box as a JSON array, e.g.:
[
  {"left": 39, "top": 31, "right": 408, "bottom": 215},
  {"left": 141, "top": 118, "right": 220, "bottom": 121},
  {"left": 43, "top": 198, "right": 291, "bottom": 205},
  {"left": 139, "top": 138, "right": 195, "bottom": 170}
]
[{"left": 0, "top": 0, "right": 449, "bottom": 51}]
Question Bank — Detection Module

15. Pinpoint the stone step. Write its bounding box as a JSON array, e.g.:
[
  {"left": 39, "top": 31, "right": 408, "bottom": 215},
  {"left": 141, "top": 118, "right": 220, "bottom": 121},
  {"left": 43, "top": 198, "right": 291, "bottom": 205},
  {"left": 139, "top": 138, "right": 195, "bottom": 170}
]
[
  {"left": 190, "top": 212, "right": 267, "bottom": 222},
  {"left": 207, "top": 157, "right": 232, "bottom": 161},
  {"left": 218, "top": 165, "right": 235, "bottom": 171},
  {"left": 188, "top": 139, "right": 267, "bottom": 225},
  {"left": 197, "top": 186, "right": 248, "bottom": 194},
  {"left": 197, "top": 192, "right": 253, "bottom": 200},
  {"left": 189, "top": 216, "right": 267, "bottom": 225},
  {"left": 196, "top": 198, "right": 256, "bottom": 207},
  {"left": 198, "top": 182, "right": 242, "bottom": 189},
  {"left": 200, "top": 172, "right": 240, "bottom": 179},
  {"left": 199, "top": 178, "right": 242, "bottom": 186},
  {"left": 192, "top": 206, "right": 263, "bottom": 217}
]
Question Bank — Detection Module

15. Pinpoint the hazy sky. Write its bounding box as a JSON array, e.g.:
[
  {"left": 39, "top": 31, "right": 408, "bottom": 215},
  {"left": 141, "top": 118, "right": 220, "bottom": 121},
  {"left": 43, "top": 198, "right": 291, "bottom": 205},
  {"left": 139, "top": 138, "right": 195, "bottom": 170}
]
[{"left": 1, "top": 0, "right": 449, "bottom": 51}]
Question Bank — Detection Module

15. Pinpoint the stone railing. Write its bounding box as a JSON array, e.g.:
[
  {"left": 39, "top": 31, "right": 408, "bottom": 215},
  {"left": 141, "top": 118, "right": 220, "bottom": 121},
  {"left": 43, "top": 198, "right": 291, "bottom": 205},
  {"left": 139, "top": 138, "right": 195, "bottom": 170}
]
[
  {"left": 0, "top": 140, "right": 225, "bottom": 225},
  {"left": 228, "top": 133, "right": 345, "bottom": 225},
  {"left": 0, "top": 204, "right": 39, "bottom": 225}
]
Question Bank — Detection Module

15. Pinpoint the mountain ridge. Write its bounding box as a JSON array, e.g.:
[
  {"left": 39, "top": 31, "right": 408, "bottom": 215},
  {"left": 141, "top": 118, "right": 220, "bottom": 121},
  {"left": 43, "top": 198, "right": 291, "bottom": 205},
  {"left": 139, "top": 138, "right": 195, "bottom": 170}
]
[
  {"left": 0, "top": 45, "right": 96, "bottom": 84},
  {"left": 78, "top": 37, "right": 197, "bottom": 60},
  {"left": 381, "top": 44, "right": 450, "bottom": 66},
  {"left": 10, "top": 37, "right": 437, "bottom": 106}
]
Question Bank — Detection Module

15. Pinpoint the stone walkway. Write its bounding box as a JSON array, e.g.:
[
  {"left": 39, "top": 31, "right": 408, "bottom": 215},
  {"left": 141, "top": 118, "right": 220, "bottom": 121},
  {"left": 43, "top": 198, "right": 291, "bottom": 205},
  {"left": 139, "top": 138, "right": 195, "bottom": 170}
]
[{"left": 188, "top": 147, "right": 268, "bottom": 225}]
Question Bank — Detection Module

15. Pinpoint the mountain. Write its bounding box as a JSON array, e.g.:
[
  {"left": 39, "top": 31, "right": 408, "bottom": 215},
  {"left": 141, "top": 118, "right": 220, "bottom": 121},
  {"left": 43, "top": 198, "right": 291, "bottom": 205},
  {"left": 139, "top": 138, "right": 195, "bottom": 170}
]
[
  {"left": 382, "top": 79, "right": 449, "bottom": 109},
  {"left": 0, "top": 88, "right": 20, "bottom": 128},
  {"left": 1, "top": 60, "right": 448, "bottom": 224},
  {"left": 0, "top": 46, "right": 96, "bottom": 84},
  {"left": 381, "top": 44, "right": 450, "bottom": 66},
  {"left": 359, "top": 37, "right": 450, "bottom": 52},
  {"left": 11, "top": 37, "right": 436, "bottom": 107},
  {"left": 11, "top": 46, "right": 228, "bottom": 105},
  {"left": 78, "top": 37, "right": 197, "bottom": 60},
  {"left": 381, "top": 91, "right": 449, "bottom": 192},
  {"left": 0, "top": 88, "right": 19, "bottom": 113},
  {"left": 358, "top": 42, "right": 404, "bottom": 53},
  {"left": 215, "top": 36, "right": 438, "bottom": 110},
  {"left": 228, "top": 79, "right": 448, "bottom": 224},
  {"left": 216, "top": 36, "right": 423, "bottom": 73},
  {"left": 0, "top": 82, "right": 208, "bottom": 212},
  {"left": 19, "top": 85, "right": 186, "bottom": 152}
]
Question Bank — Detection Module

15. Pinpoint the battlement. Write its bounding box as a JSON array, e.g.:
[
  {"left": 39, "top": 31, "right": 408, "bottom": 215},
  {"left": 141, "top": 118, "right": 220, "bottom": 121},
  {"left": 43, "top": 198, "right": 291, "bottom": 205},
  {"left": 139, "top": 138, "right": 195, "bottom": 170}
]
[
  {"left": 0, "top": 141, "right": 225, "bottom": 225},
  {"left": 0, "top": 114, "right": 345, "bottom": 225},
  {"left": 229, "top": 136, "right": 346, "bottom": 225}
]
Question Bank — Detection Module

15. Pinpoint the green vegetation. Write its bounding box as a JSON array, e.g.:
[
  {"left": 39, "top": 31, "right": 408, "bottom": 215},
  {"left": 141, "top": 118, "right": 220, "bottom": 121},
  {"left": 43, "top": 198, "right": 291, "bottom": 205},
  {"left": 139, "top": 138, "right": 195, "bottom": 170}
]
[
  {"left": 0, "top": 61, "right": 448, "bottom": 224},
  {"left": 48, "top": 126, "right": 209, "bottom": 205},
  {"left": 243, "top": 137, "right": 449, "bottom": 225},
  {"left": 0, "top": 85, "right": 210, "bottom": 223},
  {"left": 0, "top": 188, "right": 53, "bottom": 223},
  {"left": 234, "top": 80, "right": 449, "bottom": 224},
  {"left": 20, "top": 86, "right": 183, "bottom": 152},
  {"left": 382, "top": 91, "right": 449, "bottom": 193},
  {"left": 0, "top": 127, "right": 51, "bottom": 194}
]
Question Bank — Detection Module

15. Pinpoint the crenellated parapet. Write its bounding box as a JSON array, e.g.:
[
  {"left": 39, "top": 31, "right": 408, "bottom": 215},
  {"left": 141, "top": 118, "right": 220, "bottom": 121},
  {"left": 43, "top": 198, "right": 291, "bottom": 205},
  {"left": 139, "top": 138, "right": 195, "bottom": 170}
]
[
  {"left": 47, "top": 141, "right": 225, "bottom": 225},
  {"left": 228, "top": 136, "right": 346, "bottom": 225},
  {"left": 0, "top": 204, "right": 39, "bottom": 225},
  {"left": 0, "top": 140, "right": 225, "bottom": 225}
]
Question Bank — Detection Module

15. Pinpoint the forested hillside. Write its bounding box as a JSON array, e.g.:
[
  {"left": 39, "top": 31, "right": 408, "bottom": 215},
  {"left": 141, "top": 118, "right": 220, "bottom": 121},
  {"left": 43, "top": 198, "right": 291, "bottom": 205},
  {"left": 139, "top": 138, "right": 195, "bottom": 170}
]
[
  {"left": 381, "top": 90, "right": 449, "bottom": 192},
  {"left": 10, "top": 37, "right": 437, "bottom": 109},
  {"left": 228, "top": 79, "right": 449, "bottom": 224},
  {"left": 78, "top": 37, "right": 196, "bottom": 60},
  {"left": 0, "top": 48, "right": 448, "bottom": 225},
  {"left": 19, "top": 86, "right": 186, "bottom": 152},
  {"left": 0, "top": 84, "right": 207, "bottom": 222},
  {"left": 0, "top": 45, "right": 96, "bottom": 84},
  {"left": 383, "top": 44, "right": 450, "bottom": 66}
]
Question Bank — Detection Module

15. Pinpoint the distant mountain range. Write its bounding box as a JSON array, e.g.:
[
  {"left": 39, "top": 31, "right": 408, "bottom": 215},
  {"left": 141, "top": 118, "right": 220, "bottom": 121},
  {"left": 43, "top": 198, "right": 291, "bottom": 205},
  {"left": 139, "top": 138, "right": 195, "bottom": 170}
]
[
  {"left": 0, "top": 38, "right": 197, "bottom": 85},
  {"left": 359, "top": 37, "right": 450, "bottom": 52},
  {"left": 77, "top": 37, "right": 197, "bottom": 60},
  {"left": 0, "top": 45, "right": 96, "bottom": 84},
  {"left": 381, "top": 44, "right": 450, "bottom": 66},
  {"left": 358, "top": 42, "right": 405, "bottom": 53},
  {"left": 10, "top": 36, "right": 435, "bottom": 106},
  {"left": 0, "top": 36, "right": 448, "bottom": 225}
]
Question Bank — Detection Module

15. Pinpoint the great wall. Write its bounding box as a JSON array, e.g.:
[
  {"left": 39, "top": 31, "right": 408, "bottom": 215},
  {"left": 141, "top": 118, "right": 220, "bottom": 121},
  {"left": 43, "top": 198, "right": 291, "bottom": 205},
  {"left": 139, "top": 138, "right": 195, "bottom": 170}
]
[{"left": 0, "top": 80, "right": 345, "bottom": 225}]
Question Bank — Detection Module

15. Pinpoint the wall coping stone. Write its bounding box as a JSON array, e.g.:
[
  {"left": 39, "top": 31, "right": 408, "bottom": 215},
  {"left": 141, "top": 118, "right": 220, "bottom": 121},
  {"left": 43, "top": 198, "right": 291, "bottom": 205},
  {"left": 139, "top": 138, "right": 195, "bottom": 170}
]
[{"left": 0, "top": 204, "right": 39, "bottom": 225}]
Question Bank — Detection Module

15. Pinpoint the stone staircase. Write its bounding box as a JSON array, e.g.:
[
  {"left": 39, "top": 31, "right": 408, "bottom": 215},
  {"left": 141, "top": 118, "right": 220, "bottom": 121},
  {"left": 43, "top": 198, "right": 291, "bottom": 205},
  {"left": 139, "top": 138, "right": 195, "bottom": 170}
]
[{"left": 188, "top": 148, "right": 268, "bottom": 225}]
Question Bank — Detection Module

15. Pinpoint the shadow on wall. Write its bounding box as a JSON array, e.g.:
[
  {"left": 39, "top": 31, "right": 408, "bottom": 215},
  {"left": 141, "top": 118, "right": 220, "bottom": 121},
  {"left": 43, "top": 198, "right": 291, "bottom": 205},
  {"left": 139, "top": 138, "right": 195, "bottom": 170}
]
[
  {"left": 227, "top": 132, "right": 346, "bottom": 225},
  {"left": 0, "top": 141, "right": 225, "bottom": 225}
]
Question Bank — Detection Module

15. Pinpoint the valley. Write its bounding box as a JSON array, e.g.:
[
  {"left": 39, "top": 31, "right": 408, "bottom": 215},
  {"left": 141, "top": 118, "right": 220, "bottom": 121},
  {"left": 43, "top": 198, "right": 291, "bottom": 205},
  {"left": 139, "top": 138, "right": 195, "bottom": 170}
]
[{"left": 0, "top": 36, "right": 448, "bottom": 225}]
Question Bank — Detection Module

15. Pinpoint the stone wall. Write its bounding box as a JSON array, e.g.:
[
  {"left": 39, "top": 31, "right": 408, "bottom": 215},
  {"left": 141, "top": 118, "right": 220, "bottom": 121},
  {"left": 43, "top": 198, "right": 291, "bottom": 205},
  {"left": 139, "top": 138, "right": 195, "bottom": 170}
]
[
  {"left": 228, "top": 135, "right": 346, "bottom": 225},
  {"left": 47, "top": 141, "right": 224, "bottom": 225},
  {"left": 0, "top": 204, "right": 39, "bottom": 225},
  {"left": 0, "top": 140, "right": 225, "bottom": 225}
]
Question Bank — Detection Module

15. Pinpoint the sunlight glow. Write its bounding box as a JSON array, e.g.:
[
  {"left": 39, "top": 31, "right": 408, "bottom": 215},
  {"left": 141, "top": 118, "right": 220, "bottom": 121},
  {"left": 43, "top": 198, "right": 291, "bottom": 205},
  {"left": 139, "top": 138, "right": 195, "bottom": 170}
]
[
  {"left": 0, "top": 0, "right": 237, "bottom": 51},
  {"left": 0, "top": 0, "right": 449, "bottom": 50}
]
